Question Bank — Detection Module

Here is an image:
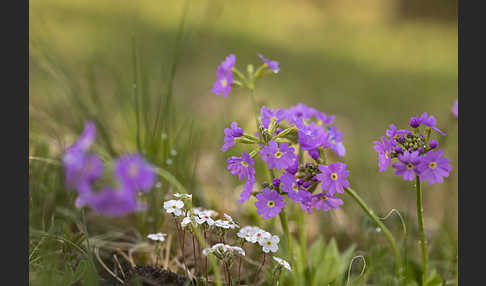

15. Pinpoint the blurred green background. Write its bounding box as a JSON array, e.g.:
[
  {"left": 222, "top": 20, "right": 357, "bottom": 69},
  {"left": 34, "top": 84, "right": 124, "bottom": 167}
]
[{"left": 29, "top": 0, "right": 457, "bottom": 285}]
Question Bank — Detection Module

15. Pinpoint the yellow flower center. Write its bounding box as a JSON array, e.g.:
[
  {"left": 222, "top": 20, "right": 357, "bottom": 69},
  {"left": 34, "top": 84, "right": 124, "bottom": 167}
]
[
  {"left": 221, "top": 79, "right": 227, "bottom": 87},
  {"left": 267, "top": 200, "right": 275, "bottom": 207},
  {"left": 266, "top": 241, "right": 272, "bottom": 245},
  {"left": 385, "top": 152, "right": 389, "bottom": 159},
  {"left": 331, "top": 173, "right": 338, "bottom": 180},
  {"left": 429, "top": 161, "right": 437, "bottom": 169},
  {"left": 274, "top": 151, "right": 283, "bottom": 158},
  {"left": 292, "top": 184, "right": 299, "bottom": 193},
  {"left": 241, "top": 161, "right": 249, "bottom": 167},
  {"left": 172, "top": 205, "right": 177, "bottom": 209},
  {"left": 407, "top": 163, "right": 414, "bottom": 170},
  {"left": 321, "top": 196, "right": 328, "bottom": 201}
]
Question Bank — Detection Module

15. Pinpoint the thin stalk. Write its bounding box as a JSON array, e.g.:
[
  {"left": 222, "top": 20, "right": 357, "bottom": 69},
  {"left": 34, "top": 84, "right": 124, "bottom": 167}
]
[
  {"left": 297, "top": 147, "right": 310, "bottom": 284},
  {"left": 415, "top": 176, "right": 428, "bottom": 285},
  {"left": 278, "top": 209, "right": 291, "bottom": 263},
  {"left": 253, "top": 253, "right": 266, "bottom": 284},
  {"left": 344, "top": 187, "right": 402, "bottom": 276},
  {"left": 249, "top": 88, "right": 261, "bottom": 132}
]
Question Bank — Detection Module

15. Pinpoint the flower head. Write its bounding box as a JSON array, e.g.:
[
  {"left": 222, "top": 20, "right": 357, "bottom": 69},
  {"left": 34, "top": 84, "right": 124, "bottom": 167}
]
[
  {"left": 286, "top": 103, "right": 316, "bottom": 125},
  {"left": 70, "top": 121, "right": 97, "bottom": 153},
  {"left": 260, "top": 141, "right": 297, "bottom": 170},
  {"left": 227, "top": 152, "right": 255, "bottom": 180},
  {"left": 195, "top": 212, "right": 216, "bottom": 226},
  {"left": 254, "top": 188, "right": 286, "bottom": 219},
  {"left": 298, "top": 191, "right": 343, "bottom": 214},
  {"left": 222, "top": 122, "right": 244, "bottom": 152},
  {"left": 316, "top": 162, "right": 350, "bottom": 195},
  {"left": 297, "top": 122, "right": 330, "bottom": 154},
  {"left": 258, "top": 53, "right": 280, "bottom": 73},
  {"left": 88, "top": 186, "right": 145, "bottom": 217},
  {"left": 392, "top": 150, "right": 422, "bottom": 181},
  {"left": 259, "top": 234, "right": 280, "bottom": 253},
  {"left": 147, "top": 233, "right": 167, "bottom": 242},
  {"left": 211, "top": 66, "right": 234, "bottom": 98},
  {"left": 273, "top": 256, "right": 292, "bottom": 271},
  {"left": 115, "top": 154, "right": 156, "bottom": 192},
  {"left": 237, "top": 226, "right": 261, "bottom": 243},
  {"left": 238, "top": 176, "right": 255, "bottom": 204},
  {"left": 373, "top": 136, "right": 394, "bottom": 172},
  {"left": 327, "top": 126, "right": 346, "bottom": 157},
  {"left": 279, "top": 172, "right": 304, "bottom": 202},
  {"left": 417, "top": 149, "right": 452, "bottom": 185},
  {"left": 163, "top": 200, "right": 184, "bottom": 216},
  {"left": 260, "top": 106, "right": 287, "bottom": 129}
]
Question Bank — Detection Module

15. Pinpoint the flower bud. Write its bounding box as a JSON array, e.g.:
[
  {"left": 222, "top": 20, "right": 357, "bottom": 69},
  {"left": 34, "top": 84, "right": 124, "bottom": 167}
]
[
  {"left": 429, "top": 139, "right": 438, "bottom": 149},
  {"left": 409, "top": 118, "right": 420, "bottom": 128}
]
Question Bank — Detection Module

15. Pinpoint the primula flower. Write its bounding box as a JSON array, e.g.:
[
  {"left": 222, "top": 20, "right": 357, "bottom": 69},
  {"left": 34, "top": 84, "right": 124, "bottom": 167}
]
[
  {"left": 255, "top": 188, "right": 286, "bottom": 219},
  {"left": 260, "top": 106, "right": 287, "bottom": 129},
  {"left": 316, "top": 162, "right": 350, "bottom": 195},
  {"left": 273, "top": 256, "right": 292, "bottom": 271},
  {"left": 417, "top": 149, "right": 452, "bottom": 185},
  {"left": 147, "top": 233, "right": 167, "bottom": 242},
  {"left": 222, "top": 122, "right": 244, "bottom": 152},
  {"left": 386, "top": 124, "right": 407, "bottom": 138},
  {"left": 279, "top": 172, "right": 304, "bottom": 202},
  {"left": 298, "top": 191, "right": 343, "bottom": 214},
  {"left": 115, "top": 153, "right": 155, "bottom": 192},
  {"left": 259, "top": 234, "right": 280, "bottom": 253},
  {"left": 452, "top": 99, "right": 458, "bottom": 118},
  {"left": 64, "top": 152, "right": 104, "bottom": 189},
  {"left": 211, "top": 54, "right": 236, "bottom": 98},
  {"left": 315, "top": 111, "right": 335, "bottom": 125},
  {"left": 238, "top": 176, "right": 255, "bottom": 203},
  {"left": 89, "top": 186, "right": 144, "bottom": 217},
  {"left": 392, "top": 151, "right": 422, "bottom": 181},
  {"left": 373, "top": 136, "right": 394, "bottom": 172},
  {"left": 410, "top": 112, "right": 446, "bottom": 136},
  {"left": 258, "top": 53, "right": 280, "bottom": 73},
  {"left": 71, "top": 121, "right": 97, "bottom": 152},
  {"left": 327, "top": 126, "right": 346, "bottom": 157},
  {"left": 260, "top": 141, "right": 297, "bottom": 170},
  {"left": 227, "top": 152, "right": 255, "bottom": 180},
  {"left": 163, "top": 200, "right": 184, "bottom": 216},
  {"left": 286, "top": 103, "right": 316, "bottom": 125},
  {"left": 297, "top": 122, "right": 330, "bottom": 158}
]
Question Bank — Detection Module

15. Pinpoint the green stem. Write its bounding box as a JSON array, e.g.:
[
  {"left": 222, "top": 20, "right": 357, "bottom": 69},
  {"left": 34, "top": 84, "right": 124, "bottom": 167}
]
[
  {"left": 415, "top": 176, "right": 428, "bottom": 285},
  {"left": 344, "top": 187, "right": 402, "bottom": 276},
  {"left": 249, "top": 88, "right": 261, "bottom": 132},
  {"left": 278, "top": 208, "right": 291, "bottom": 263}
]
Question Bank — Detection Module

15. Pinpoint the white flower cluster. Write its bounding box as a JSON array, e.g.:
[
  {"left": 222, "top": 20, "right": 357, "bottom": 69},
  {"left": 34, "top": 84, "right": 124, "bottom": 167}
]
[
  {"left": 180, "top": 209, "right": 239, "bottom": 231},
  {"left": 163, "top": 200, "right": 185, "bottom": 216},
  {"left": 147, "top": 232, "right": 167, "bottom": 242},
  {"left": 202, "top": 243, "right": 246, "bottom": 258},
  {"left": 237, "top": 225, "right": 279, "bottom": 253}
]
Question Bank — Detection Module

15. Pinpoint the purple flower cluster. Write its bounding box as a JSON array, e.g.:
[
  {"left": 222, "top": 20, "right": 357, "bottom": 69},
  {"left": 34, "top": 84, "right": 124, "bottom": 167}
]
[
  {"left": 222, "top": 102, "right": 348, "bottom": 218},
  {"left": 373, "top": 114, "right": 452, "bottom": 185},
  {"left": 63, "top": 122, "right": 156, "bottom": 216}
]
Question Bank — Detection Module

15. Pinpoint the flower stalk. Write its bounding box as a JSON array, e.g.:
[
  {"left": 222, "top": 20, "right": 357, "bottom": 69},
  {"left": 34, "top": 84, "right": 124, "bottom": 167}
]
[{"left": 415, "top": 176, "right": 428, "bottom": 285}]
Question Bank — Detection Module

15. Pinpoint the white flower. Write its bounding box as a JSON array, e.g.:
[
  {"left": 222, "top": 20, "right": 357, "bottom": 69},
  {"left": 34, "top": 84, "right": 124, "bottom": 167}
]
[
  {"left": 163, "top": 200, "right": 184, "bottom": 216},
  {"left": 181, "top": 214, "right": 194, "bottom": 228},
  {"left": 166, "top": 159, "right": 173, "bottom": 165},
  {"left": 161, "top": 133, "right": 168, "bottom": 140},
  {"left": 170, "top": 149, "right": 177, "bottom": 156},
  {"left": 147, "top": 232, "right": 167, "bottom": 242},
  {"left": 173, "top": 193, "right": 192, "bottom": 200},
  {"left": 260, "top": 235, "right": 279, "bottom": 253},
  {"left": 255, "top": 229, "right": 272, "bottom": 245},
  {"left": 203, "top": 243, "right": 245, "bottom": 257},
  {"left": 193, "top": 208, "right": 218, "bottom": 217},
  {"left": 195, "top": 213, "right": 215, "bottom": 226},
  {"left": 214, "top": 219, "right": 231, "bottom": 229},
  {"left": 273, "top": 256, "right": 291, "bottom": 271},
  {"left": 237, "top": 226, "right": 260, "bottom": 243},
  {"left": 224, "top": 213, "right": 239, "bottom": 228},
  {"left": 229, "top": 246, "right": 246, "bottom": 256}
]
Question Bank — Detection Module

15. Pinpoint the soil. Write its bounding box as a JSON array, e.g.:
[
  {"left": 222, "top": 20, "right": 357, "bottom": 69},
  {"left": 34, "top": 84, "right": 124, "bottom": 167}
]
[{"left": 101, "top": 265, "right": 194, "bottom": 286}]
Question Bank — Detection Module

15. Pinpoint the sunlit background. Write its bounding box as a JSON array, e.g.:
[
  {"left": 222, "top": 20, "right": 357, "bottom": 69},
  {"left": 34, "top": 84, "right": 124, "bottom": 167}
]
[{"left": 29, "top": 0, "right": 457, "bottom": 284}]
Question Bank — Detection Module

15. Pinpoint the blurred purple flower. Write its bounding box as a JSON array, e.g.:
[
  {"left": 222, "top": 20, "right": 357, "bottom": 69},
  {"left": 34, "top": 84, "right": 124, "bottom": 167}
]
[
  {"left": 258, "top": 53, "right": 280, "bottom": 73},
  {"left": 452, "top": 99, "right": 458, "bottom": 119},
  {"left": 115, "top": 153, "right": 156, "bottom": 193},
  {"left": 90, "top": 186, "right": 145, "bottom": 217},
  {"left": 316, "top": 162, "right": 350, "bottom": 195},
  {"left": 392, "top": 150, "right": 421, "bottom": 181},
  {"left": 211, "top": 68, "right": 234, "bottom": 98},
  {"left": 222, "top": 122, "right": 244, "bottom": 152},
  {"left": 315, "top": 111, "right": 335, "bottom": 125},
  {"left": 417, "top": 149, "right": 452, "bottom": 185},
  {"left": 255, "top": 188, "right": 285, "bottom": 219},
  {"left": 260, "top": 141, "right": 297, "bottom": 170}
]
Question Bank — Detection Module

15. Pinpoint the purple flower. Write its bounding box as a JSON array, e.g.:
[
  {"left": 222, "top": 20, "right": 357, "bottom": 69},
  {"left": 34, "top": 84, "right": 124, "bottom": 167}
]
[
  {"left": 451, "top": 99, "right": 458, "bottom": 119},
  {"left": 327, "top": 126, "right": 346, "bottom": 157},
  {"left": 255, "top": 188, "right": 285, "bottom": 219},
  {"left": 315, "top": 111, "right": 335, "bottom": 125},
  {"left": 222, "top": 122, "right": 244, "bottom": 152},
  {"left": 392, "top": 151, "right": 421, "bottom": 181},
  {"left": 211, "top": 67, "right": 234, "bottom": 98},
  {"left": 298, "top": 191, "right": 343, "bottom": 214},
  {"left": 260, "top": 106, "right": 287, "bottom": 129},
  {"left": 316, "top": 162, "right": 350, "bottom": 195},
  {"left": 373, "top": 136, "right": 394, "bottom": 172},
  {"left": 227, "top": 152, "right": 255, "bottom": 180},
  {"left": 285, "top": 159, "right": 299, "bottom": 175},
  {"left": 219, "top": 54, "right": 236, "bottom": 72},
  {"left": 410, "top": 113, "right": 446, "bottom": 136},
  {"left": 260, "top": 141, "right": 297, "bottom": 170},
  {"left": 417, "top": 149, "right": 452, "bottom": 185},
  {"left": 238, "top": 177, "right": 256, "bottom": 203},
  {"left": 429, "top": 140, "right": 438, "bottom": 149},
  {"left": 258, "top": 53, "right": 280, "bottom": 73},
  {"left": 90, "top": 186, "right": 144, "bottom": 217},
  {"left": 115, "top": 154, "right": 156, "bottom": 192},
  {"left": 297, "top": 122, "right": 330, "bottom": 153},
  {"left": 279, "top": 172, "right": 304, "bottom": 202},
  {"left": 386, "top": 124, "right": 407, "bottom": 138},
  {"left": 71, "top": 121, "right": 97, "bottom": 153},
  {"left": 286, "top": 103, "right": 316, "bottom": 125}
]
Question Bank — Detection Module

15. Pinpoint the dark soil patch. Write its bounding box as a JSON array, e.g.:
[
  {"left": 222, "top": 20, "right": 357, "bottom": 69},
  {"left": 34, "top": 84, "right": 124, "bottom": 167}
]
[{"left": 101, "top": 265, "right": 194, "bottom": 286}]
